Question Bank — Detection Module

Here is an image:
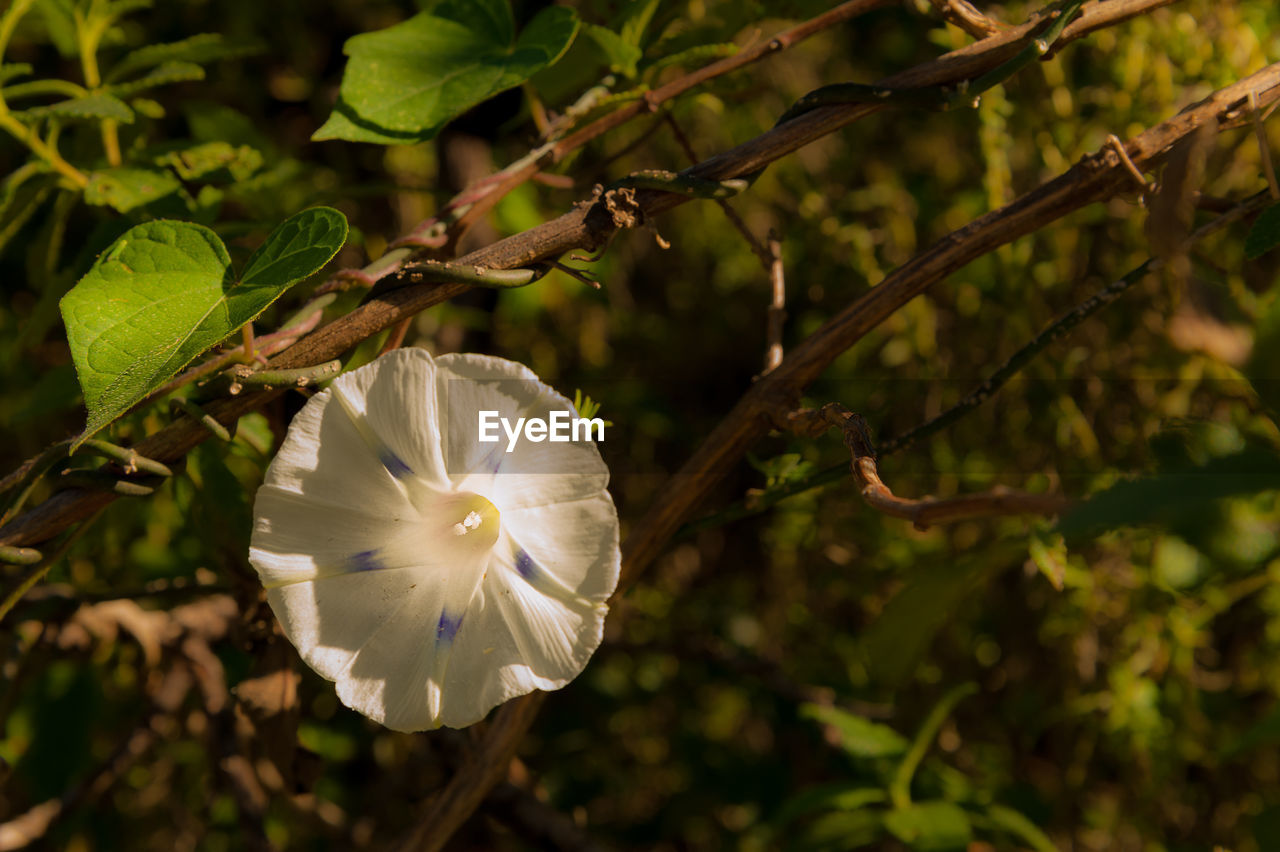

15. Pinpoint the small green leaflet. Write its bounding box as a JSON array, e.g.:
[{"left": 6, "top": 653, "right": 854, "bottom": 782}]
[
  {"left": 883, "top": 802, "right": 973, "bottom": 850},
  {"left": 84, "top": 167, "right": 181, "bottom": 213},
  {"left": 104, "top": 33, "right": 265, "bottom": 83},
  {"left": 60, "top": 208, "right": 348, "bottom": 445},
  {"left": 799, "top": 703, "right": 909, "bottom": 758},
  {"left": 314, "top": 0, "right": 578, "bottom": 145},
  {"left": 19, "top": 93, "right": 135, "bottom": 124}
]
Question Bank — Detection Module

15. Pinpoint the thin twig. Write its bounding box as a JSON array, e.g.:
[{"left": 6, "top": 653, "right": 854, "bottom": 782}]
[
  {"left": 664, "top": 113, "right": 774, "bottom": 269},
  {"left": 782, "top": 403, "right": 1069, "bottom": 530},
  {"left": 484, "top": 783, "right": 617, "bottom": 852},
  {"left": 929, "top": 0, "right": 1007, "bottom": 38},
  {"left": 1250, "top": 90, "right": 1280, "bottom": 199},
  {"left": 0, "top": 508, "right": 104, "bottom": 624}
]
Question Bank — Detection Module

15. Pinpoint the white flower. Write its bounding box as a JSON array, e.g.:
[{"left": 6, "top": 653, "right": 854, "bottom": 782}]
[{"left": 248, "top": 348, "right": 620, "bottom": 731}]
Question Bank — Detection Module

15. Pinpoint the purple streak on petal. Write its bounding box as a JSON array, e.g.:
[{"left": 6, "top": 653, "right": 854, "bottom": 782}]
[
  {"left": 379, "top": 448, "right": 413, "bottom": 479},
  {"left": 436, "top": 610, "right": 463, "bottom": 644},
  {"left": 474, "top": 443, "right": 503, "bottom": 475},
  {"left": 348, "top": 549, "right": 385, "bottom": 573},
  {"left": 515, "top": 549, "right": 539, "bottom": 582}
]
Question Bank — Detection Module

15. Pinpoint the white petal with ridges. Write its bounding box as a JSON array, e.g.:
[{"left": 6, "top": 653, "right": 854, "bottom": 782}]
[{"left": 435, "top": 353, "right": 608, "bottom": 509}]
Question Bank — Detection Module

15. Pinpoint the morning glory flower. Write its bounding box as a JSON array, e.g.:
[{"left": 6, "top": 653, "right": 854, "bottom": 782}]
[{"left": 248, "top": 347, "right": 620, "bottom": 731}]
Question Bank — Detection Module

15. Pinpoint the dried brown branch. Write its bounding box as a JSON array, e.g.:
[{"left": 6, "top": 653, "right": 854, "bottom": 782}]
[
  {"left": 391, "top": 693, "right": 545, "bottom": 852},
  {"left": 929, "top": 0, "right": 1007, "bottom": 38},
  {"left": 484, "top": 783, "right": 617, "bottom": 852},
  {"left": 782, "top": 403, "right": 1069, "bottom": 529}
]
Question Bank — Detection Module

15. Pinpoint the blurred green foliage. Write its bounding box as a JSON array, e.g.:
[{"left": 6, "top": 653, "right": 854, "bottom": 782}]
[{"left": 3, "top": 0, "right": 1280, "bottom": 850}]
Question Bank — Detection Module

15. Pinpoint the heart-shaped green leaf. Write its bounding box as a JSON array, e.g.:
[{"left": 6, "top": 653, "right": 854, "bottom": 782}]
[
  {"left": 60, "top": 208, "right": 348, "bottom": 444},
  {"left": 313, "top": 0, "right": 578, "bottom": 144}
]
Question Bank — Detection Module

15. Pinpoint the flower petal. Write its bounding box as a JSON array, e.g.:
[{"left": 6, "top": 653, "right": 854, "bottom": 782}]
[
  {"left": 253, "top": 379, "right": 412, "bottom": 514},
  {"left": 266, "top": 545, "right": 490, "bottom": 731},
  {"left": 328, "top": 347, "right": 450, "bottom": 492},
  {"left": 249, "top": 486, "right": 425, "bottom": 588},
  {"left": 435, "top": 352, "right": 609, "bottom": 510},
  {"left": 502, "top": 493, "right": 621, "bottom": 603}
]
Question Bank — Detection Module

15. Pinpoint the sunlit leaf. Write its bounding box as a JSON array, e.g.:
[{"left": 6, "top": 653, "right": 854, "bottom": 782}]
[
  {"left": 108, "top": 60, "right": 204, "bottom": 97},
  {"left": 314, "top": 0, "right": 579, "bottom": 144},
  {"left": 59, "top": 208, "right": 347, "bottom": 443},
  {"left": 19, "top": 93, "right": 134, "bottom": 123},
  {"left": 156, "top": 141, "right": 263, "bottom": 182},
  {"left": 582, "top": 23, "right": 642, "bottom": 76},
  {"left": 84, "top": 167, "right": 181, "bottom": 213}
]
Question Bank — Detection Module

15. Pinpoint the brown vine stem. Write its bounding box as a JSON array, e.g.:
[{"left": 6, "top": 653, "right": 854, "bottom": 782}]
[{"left": 781, "top": 403, "right": 1070, "bottom": 529}]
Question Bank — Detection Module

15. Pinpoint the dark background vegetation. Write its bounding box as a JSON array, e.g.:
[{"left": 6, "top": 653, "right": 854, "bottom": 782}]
[{"left": 3, "top": 0, "right": 1280, "bottom": 849}]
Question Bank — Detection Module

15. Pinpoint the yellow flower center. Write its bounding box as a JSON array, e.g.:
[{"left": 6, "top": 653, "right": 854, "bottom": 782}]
[{"left": 427, "top": 491, "right": 500, "bottom": 554}]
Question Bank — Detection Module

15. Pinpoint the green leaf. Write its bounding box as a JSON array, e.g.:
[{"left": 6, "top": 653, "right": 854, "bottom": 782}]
[
  {"left": 985, "top": 804, "right": 1058, "bottom": 852},
  {"left": 1056, "top": 449, "right": 1280, "bottom": 539},
  {"left": 155, "top": 141, "right": 263, "bottom": 182},
  {"left": 883, "top": 802, "right": 972, "bottom": 850},
  {"left": 800, "top": 704, "right": 909, "bottom": 758},
  {"left": 890, "top": 684, "right": 979, "bottom": 808},
  {"left": 1027, "top": 530, "right": 1067, "bottom": 590},
  {"left": 1246, "top": 284, "right": 1280, "bottom": 419},
  {"left": 0, "top": 62, "right": 34, "bottom": 85},
  {"left": 105, "top": 33, "right": 264, "bottom": 83},
  {"left": 59, "top": 209, "right": 348, "bottom": 443},
  {"left": 798, "top": 809, "right": 884, "bottom": 852},
  {"left": 861, "top": 548, "right": 1013, "bottom": 687},
  {"left": 773, "top": 783, "right": 888, "bottom": 827},
  {"left": 313, "top": 0, "right": 579, "bottom": 144},
  {"left": 34, "top": 0, "right": 78, "bottom": 57},
  {"left": 107, "top": 60, "right": 205, "bottom": 97},
  {"left": 239, "top": 207, "right": 348, "bottom": 291},
  {"left": 84, "top": 167, "right": 181, "bottom": 213},
  {"left": 581, "top": 23, "right": 642, "bottom": 77},
  {"left": 0, "top": 174, "right": 56, "bottom": 257},
  {"left": 1246, "top": 202, "right": 1280, "bottom": 260},
  {"left": 19, "top": 93, "right": 134, "bottom": 123},
  {"left": 618, "top": 0, "right": 660, "bottom": 49}
]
